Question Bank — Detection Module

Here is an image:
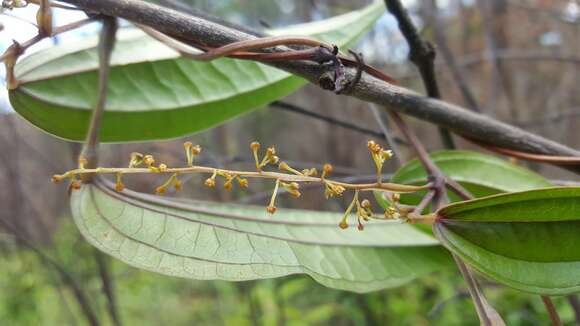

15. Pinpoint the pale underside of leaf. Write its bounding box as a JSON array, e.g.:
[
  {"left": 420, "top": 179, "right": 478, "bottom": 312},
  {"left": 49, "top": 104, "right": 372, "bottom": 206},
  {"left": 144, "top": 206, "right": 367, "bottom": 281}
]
[{"left": 71, "top": 180, "right": 450, "bottom": 293}]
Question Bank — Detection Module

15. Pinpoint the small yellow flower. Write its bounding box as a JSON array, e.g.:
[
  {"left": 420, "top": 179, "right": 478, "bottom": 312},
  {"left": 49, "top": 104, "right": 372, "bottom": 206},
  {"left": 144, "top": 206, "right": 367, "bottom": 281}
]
[
  {"left": 174, "top": 179, "right": 182, "bottom": 190},
  {"left": 191, "top": 145, "right": 202, "bottom": 155},
  {"left": 250, "top": 141, "right": 261, "bottom": 152},
  {"left": 266, "top": 205, "right": 277, "bottom": 214},
  {"left": 204, "top": 178, "right": 216, "bottom": 188},
  {"left": 144, "top": 155, "right": 155, "bottom": 167},
  {"left": 70, "top": 181, "right": 81, "bottom": 190},
  {"left": 115, "top": 173, "right": 125, "bottom": 192},
  {"left": 128, "top": 152, "right": 144, "bottom": 168},
  {"left": 237, "top": 177, "right": 249, "bottom": 188}
]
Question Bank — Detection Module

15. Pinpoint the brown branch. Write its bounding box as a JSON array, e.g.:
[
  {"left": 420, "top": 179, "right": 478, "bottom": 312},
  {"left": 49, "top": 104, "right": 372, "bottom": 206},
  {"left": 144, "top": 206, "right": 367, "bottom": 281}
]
[
  {"left": 425, "top": 0, "right": 481, "bottom": 112},
  {"left": 384, "top": 0, "right": 455, "bottom": 149},
  {"left": 370, "top": 104, "right": 404, "bottom": 167}
]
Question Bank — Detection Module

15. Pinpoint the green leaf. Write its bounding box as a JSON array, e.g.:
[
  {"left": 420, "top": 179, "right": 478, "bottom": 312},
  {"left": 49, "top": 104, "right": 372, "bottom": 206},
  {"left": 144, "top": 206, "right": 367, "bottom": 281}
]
[
  {"left": 434, "top": 187, "right": 580, "bottom": 295},
  {"left": 10, "top": 1, "right": 384, "bottom": 142},
  {"left": 376, "top": 151, "right": 552, "bottom": 209},
  {"left": 71, "top": 180, "right": 451, "bottom": 293}
]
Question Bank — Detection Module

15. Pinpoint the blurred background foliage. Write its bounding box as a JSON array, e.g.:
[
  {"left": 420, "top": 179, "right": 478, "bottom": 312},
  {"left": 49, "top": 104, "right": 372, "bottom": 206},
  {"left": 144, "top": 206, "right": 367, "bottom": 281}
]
[{"left": 1, "top": 0, "right": 580, "bottom": 324}]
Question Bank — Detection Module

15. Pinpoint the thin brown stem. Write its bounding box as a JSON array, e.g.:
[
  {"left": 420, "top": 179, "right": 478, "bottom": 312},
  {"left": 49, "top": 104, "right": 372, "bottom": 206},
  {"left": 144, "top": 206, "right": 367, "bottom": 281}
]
[
  {"left": 425, "top": 0, "right": 481, "bottom": 113},
  {"left": 413, "top": 190, "right": 435, "bottom": 214},
  {"left": 271, "top": 101, "right": 394, "bottom": 142},
  {"left": 0, "top": 17, "right": 95, "bottom": 63},
  {"left": 476, "top": 142, "right": 580, "bottom": 165},
  {"left": 567, "top": 295, "right": 580, "bottom": 324},
  {"left": 27, "top": 0, "right": 80, "bottom": 10},
  {"left": 94, "top": 251, "right": 122, "bottom": 326},
  {"left": 388, "top": 111, "right": 450, "bottom": 208},
  {"left": 445, "top": 179, "right": 472, "bottom": 201},
  {"left": 137, "top": 23, "right": 399, "bottom": 85},
  {"left": 541, "top": 296, "right": 562, "bottom": 326},
  {"left": 370, "top": 104, "right": 404, "bottom": 167},
  {"left": 453, "top": 255, "right": 505, "bottom": 326}
]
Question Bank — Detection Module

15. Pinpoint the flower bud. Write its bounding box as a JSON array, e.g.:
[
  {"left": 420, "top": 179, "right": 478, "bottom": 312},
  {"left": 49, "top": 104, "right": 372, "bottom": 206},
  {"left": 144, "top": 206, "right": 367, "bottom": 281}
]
[
  {"left": 204, "top": 178, "right": 216, "bottom": 188},
  {"left": 191, "top": 145, "right": 202, "bottom": 155},
  {"left": 250, "top": 141, "right": 261, "bottom": 152},
  {"left": 266, "top": 205, "right": 277, "bottom": 214}
]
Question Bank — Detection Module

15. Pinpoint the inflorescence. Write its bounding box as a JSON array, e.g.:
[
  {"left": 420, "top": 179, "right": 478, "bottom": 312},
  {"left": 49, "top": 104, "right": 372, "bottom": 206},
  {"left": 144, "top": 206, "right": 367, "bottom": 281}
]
[{"left": 52, "top": 140, "right": 431, "bottom": 230}]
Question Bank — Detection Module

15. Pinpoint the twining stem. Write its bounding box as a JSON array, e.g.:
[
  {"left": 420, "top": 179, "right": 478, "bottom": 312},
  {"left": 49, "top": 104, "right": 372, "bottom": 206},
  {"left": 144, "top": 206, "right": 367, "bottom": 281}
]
[
  {"left": 136, "top": 23, "right": 399, "bottom": 85},
  {"left": 469, "top": 139, "right": 580, "bottom": 165},
  {"left": 0, "top": 17, "right": 96, "bottom": 63},
  {"left": 27, "top": 0, "right": 80, "bottom": 10},
  {"left": 54, "top": 165, "right": 429, "bottom": 193}
]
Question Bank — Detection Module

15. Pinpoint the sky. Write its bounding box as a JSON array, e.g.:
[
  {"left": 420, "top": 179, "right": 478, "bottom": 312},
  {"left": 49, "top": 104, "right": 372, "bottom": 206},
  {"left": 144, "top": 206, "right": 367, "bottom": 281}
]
[{"left": 0, "top": 5, "right": 99, "bottom": 112}]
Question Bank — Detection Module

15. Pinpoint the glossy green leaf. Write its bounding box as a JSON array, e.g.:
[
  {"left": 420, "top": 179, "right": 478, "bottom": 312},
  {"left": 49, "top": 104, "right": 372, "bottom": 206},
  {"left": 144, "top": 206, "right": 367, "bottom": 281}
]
[
  {"left": 10, "top": 1, "right": 384, "bottom": 142},
  {"left": 434, "top": 187, "right": 580, "bottom": 295},
  {"left": 70, "top": 180, "right": 451, "bottom": 293},
  {"left": 376, "top": 151, "right": 552, "bottom": 209}
]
